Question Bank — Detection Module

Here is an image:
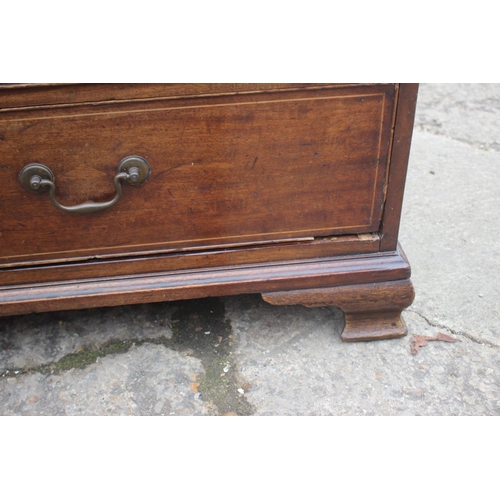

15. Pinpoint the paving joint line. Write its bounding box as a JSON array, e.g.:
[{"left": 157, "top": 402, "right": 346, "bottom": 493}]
[
  {"left": 408, "top": 308, "right": 499, "bottom": 349},
  {"left": 0, "top": 336, "right": 172, "bottom": 379},
  {"left": 415, "top": 125, "right": 500, "bottom": 153}
]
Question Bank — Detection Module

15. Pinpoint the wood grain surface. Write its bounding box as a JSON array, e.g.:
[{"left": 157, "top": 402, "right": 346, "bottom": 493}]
[
  {"left": 1, "top": 85, "right": 396, "bottom": 266},
  {"left": 0, "top": 247, "right": 411, "bottom": 317},
  {"left": 263, "top": 278, "right": 415, "bottom": 341},
  {"left": 0, "top": 83, "right": 418, "bottom": 341},
  {"left": 0, "top": 83, "right": 381, "bottom": 110},
  {"left": 0, "top": 234, "right": 380, "bottom": 286},
  {"left": 379, "top": 83, "right": 419, "bottom": 251}
]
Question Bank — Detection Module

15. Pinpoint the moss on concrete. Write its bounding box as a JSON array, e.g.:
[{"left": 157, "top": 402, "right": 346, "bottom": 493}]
[
  {"left": 169, "top": 297, "right": 255, "bottom": 416},
  {"left": 1, "top": 297, "right": 255, "bottom": 415}
]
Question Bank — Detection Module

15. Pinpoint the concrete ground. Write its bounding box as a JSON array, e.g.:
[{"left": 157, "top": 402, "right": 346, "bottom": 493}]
[{"left": 1, "top": 83, "right": 499, "bottom": 416}]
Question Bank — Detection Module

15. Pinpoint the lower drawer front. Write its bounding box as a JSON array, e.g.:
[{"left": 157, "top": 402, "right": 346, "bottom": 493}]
[{"left": 0, "top": 85, "right": 396, "bottom": 267}]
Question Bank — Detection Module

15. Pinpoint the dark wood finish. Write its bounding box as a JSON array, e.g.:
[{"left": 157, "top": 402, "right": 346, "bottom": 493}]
[
  {"left": 0, "top": 83, "right": 381, "bottom": 111},
  {"left": 0, "top": 83, "right": 418, "bottom": 342},
  {"left": 0, "top": 248, "right": 411, "bottom": 317},
  {"left": 379, "top": 84, "right": 419, "bottom": 251},
  {"left": 263, "top": 279, "right": 415, "bottom": 341},
  {"left": 0, "top": 85, "right": 395, "bottom": 267},
  {"left": 0, "top": 235, "right": 380, "bottom": 287}
]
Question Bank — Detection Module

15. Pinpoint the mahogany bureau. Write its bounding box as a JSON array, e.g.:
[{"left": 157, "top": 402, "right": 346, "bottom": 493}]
[{"left": 0, "top": 84, "right": 418, "bottom": 341}]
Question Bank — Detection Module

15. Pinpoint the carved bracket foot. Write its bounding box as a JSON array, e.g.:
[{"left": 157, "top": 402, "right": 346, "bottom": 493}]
[{"left": 262, "top": 279, "right": 415, "bottom": 342}]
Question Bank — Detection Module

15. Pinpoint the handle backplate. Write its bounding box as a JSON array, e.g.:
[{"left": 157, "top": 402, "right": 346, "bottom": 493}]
[{"left": 19, "top": 163, "right": 55, "bottom": 192}]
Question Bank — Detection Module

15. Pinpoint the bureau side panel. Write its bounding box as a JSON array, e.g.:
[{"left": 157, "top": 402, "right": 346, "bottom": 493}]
[{"left": 379, "top": 83, "right": 418, "bottom": 251}]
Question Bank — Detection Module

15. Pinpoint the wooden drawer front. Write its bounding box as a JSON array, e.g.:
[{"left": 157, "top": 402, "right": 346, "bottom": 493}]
[{"left": 0, "top": 85, "right": 396, "bottom": 267}]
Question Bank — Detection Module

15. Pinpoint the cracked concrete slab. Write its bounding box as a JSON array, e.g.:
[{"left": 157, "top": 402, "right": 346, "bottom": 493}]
[
  {"left": 0, "top": 343, "right": 207, "bottom": 416},
  {"left": 225, "top": 295, "right": 500, "bottom": 415},
  {"left": 0, "top": 303, "right": 173, "bottom": 371},
  {"left": 1, "top": 83, "right": 499, "bottom": 416},
  {"left": 400, "top": 92, "right": 500, "bottom": 346},
  {"left": 414, "top": 83, "right": 500, "bottom": 151}
]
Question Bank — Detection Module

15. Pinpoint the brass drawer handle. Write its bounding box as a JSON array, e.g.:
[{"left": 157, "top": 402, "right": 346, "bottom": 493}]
[{"left": 19, "top": 156, "right": 151, "bottom": 214}]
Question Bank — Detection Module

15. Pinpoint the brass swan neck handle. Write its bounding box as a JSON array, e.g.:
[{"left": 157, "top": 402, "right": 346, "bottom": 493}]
[{"left": 19, "top": 156, "right": 151, "bottom": 214}]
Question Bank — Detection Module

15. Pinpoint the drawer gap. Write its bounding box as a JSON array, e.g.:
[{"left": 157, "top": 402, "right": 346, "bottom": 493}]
[{"left": 0, "top": 234, "right": 381, "bottom": 287}]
